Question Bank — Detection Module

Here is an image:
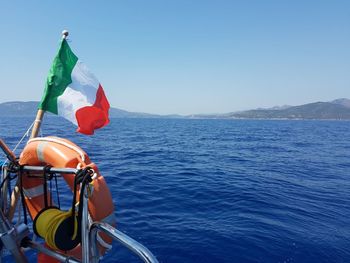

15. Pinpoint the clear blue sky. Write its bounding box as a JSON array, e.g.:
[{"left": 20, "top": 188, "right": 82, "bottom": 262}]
[{"left": 0, "top": 1, "right": 349, "bottom": 115}]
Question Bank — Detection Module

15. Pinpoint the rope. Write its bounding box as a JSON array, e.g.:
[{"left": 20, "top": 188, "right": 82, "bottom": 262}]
[
  {"left": 28, "top": 137, "right": 86, "bottom": 163},
  {"left": 0, "top": 120, "right": 37, "bottom": 226},
  {"left": 0, "top": 170, "right": 17, "bottom": 190},
  {"left": 0, "top": 166, "right": 18, "bottom": 220},
  {"left": 70, "top": 167, "right": 93, "bottom": 238},
  {"left": 0, "top": 120, "right": 35, "bottom": 166},
  {"left": 12, "top": 120, "right": 35, "bottom": 154}
]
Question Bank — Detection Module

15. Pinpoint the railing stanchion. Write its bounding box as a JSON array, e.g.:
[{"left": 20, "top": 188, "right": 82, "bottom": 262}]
[{"left": 82, "top": 184, "right": 90, "bottom": 263}]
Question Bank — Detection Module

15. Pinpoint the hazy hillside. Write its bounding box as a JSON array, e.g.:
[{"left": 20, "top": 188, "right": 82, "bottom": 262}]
[
  {"left": 0, "top": 101, "right": 38, "bottom": 117},
  {"left": 0, "top": 101, "right": 168, "bottom": 118},
  {"left": 190, "top": 99, "right": 350, "bottom": 120},
  {"left": 1, "top": 99, "right": 350, "bottom": 120},
  {"left": 228, "top": 99, "right": 350, "bottom": 120}
]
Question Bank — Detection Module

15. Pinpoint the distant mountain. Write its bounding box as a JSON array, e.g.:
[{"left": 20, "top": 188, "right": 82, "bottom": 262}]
[
  {"left": 2, "top": 99, "right": 350, "bottom": 120},
  {"left": 229, "top": 103, "right": 347, "bottom": 119},
  {"left": 226, "top": 99, "right": 350, "bottom": 120},
  {"left": 109, "top": 107, "right": 160, "bottom": 118},
  {"left": 0, "top": 101, "right": 180, "bottom": 119},
  {"left": 331, "top": 98, "right": 350, "bottom": 108},
  {"left": 266, "top": 105, "right": 292, "bottom": 110},
  {"left": 0, "top": 101, "right": 38, "bottom": 117}
]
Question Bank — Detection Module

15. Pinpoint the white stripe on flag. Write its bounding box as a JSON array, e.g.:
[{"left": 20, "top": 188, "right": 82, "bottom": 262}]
[{"left": 57, "top": 60, "right": 99, "bottom": 125}]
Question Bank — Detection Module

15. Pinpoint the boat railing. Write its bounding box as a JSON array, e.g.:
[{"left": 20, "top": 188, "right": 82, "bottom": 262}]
[
  {"left": 0, "top": 139, "right": 159, "bottom": 263},
  {"left": 22, "top": 220, "right": 159, "bottom": 263},
  {"left": 89, "top": 222, "right": 158, "bottom": 263}
]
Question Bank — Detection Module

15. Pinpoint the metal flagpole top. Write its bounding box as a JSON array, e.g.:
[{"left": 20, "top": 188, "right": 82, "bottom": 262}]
[{"left": 62, "top": 30, "right": 69, "bottom": 39}]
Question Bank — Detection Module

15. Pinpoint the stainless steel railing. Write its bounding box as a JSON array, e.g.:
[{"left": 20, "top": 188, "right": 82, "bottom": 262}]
[
  {"left": 89, "top": 222, "right": 159, "bottom": 263},
  {"left": 0, "top": 162, "right": 158, "bottom": 263}
]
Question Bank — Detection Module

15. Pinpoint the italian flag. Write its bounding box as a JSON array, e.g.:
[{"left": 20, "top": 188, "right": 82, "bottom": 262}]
[{"left": 39, "top": 39, "right": 110, "bottom": 135}]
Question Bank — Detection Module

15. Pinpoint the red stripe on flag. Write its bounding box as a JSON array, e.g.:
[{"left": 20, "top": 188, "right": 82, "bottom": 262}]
[{"left": 75, "top": 85, "right": 110, "bottom": 135}]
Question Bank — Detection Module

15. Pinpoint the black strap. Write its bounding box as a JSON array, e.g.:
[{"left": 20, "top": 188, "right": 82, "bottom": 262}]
[
  {"left": 0, "top": 170, "right": 17, "bottom": 190},
  {"left": 69, "top": 167, "right": 93, "bottom": 239},
  {"left": 49, "top": 177, "right": 53, "bottom": 206},
  {"left": 2, "top": 171, "right": 17, "bottom": 213},
  {"left": 42, "top": 166, "right": 51, "bottom": 208},
  {"left": 18, "top": 167, "right": 28, "bottom": 225},
  {"left": 76, "top": 171, "right": 93, "bottom": 230},
  {"left": 54, "top": 174, "right": 61, "bottom": 209}
]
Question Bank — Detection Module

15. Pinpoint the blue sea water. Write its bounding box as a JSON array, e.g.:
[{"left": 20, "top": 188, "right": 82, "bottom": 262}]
[{"left": 0, "top": 117, "right": 349, "bottom": 262}]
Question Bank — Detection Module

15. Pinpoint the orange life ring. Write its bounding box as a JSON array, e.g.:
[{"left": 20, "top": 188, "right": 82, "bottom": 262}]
[{"left": 19, "top": 136, "right": 115, "bottom": 261}]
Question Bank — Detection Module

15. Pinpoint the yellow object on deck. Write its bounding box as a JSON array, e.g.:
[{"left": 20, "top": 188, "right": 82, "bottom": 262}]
[{"left": 33, "top": 207, "right": 79, "bottom": 251}]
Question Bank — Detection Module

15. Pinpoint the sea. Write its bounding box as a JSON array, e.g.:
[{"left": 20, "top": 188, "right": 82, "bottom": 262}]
[{"left": 0, "top": 117, "right": 349, "bottom": 263}]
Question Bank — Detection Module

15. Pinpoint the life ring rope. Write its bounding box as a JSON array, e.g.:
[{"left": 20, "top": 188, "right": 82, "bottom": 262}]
[{"left": 28, "top": 137, "right": 86, "bottom": 163}]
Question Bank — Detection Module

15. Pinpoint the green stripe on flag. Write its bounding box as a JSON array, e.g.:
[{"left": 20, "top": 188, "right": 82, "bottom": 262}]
[{"left": 39, "top": 39, "right": 78, "bottom": 114}]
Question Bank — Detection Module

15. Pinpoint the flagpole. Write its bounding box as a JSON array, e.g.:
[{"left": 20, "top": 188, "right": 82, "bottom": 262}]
[
  {"left": 30, "top": 109, "right": 44, "bottom": 138},
  {"left": 9, "top": 30, "right": 70, "bottom": 221},
  {"left": 30, "top": 30, "right": 69, "bottom": 139}
]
